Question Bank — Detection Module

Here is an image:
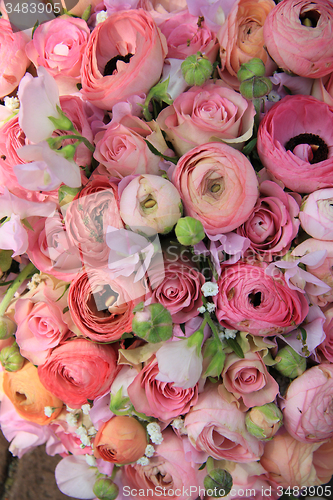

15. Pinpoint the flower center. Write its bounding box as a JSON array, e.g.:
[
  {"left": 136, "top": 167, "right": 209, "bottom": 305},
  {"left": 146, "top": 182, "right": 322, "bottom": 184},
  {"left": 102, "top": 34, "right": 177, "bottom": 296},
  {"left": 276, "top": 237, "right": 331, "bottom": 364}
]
[
  {"left": 285, "top": 133, "right": 328, "bottom": 164},
  {"left": 299, "top": 9, "right": 320, "bottom": 27},
  {"left": 103, "top": 53, "right": 133, "bottom": 76},
  {"left": 248, "top": 291, "right": 262, "bottom": 307}
]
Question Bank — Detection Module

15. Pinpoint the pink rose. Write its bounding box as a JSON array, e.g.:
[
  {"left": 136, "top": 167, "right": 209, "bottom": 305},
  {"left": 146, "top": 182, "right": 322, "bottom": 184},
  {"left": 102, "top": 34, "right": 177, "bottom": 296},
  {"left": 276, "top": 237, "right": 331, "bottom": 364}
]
[
  {"left": 317, "top": 305, "right": 333, "bottom": 363},
  {"left": 172, "top": 142, "right": 259, "bottom": 235},
  {"left": 217, "top": 0, "right": 275, "bottom": 89},
  {"left": 94, "top": 115, "right": 168, "bottom": 178},
  {"left": 127, "top": 357, "right": 199, "bottom": 421},
  {"left": 264, "top": 0, "right": 333, "bottom": 78},
  {"left": 260, "top": 430, "right": 331, "bottom": 487},
  {"left": 299, "top": 188, "right": 333, "bottom": 240},
  {"left": 64, "top": 175, "right": 123, "bottom": 268},
  {"left": 0, "top": 19, "right": 30, "bottom": 98},
  {"left": 68, "top": 268, "right": 145, "bottom": 342},
  {"left": 282, "top": 364, "right": 333, "bottom": 443},
  {"left": 81, "top": 9, "right": 167, "bottom": 109},
  {"left": 257, "top": 95, "right": 333, "bottom": 193},
  {"left": 26, "top": 215, "right": 82, "bottom": 282},
  {"left": 25, "top": 16, "right": 90, "bottom": 94},
  {"left": 157, "top": 11, "right": 218, "bottom": 61},
  {"left": 222, "top": 351, "right": 279, "bottom": 408},
  {"left": 157, "top": 81, "right": 255, "bottom": 156},
  {"left": 14, "top": 276, "right": 71, "bottom": 365},
  {"left": 38, "top": 339, "right": 119, "bottom": 408},
  {"left": 146, "top": 257, "right": 205, "bottom": 323},
  {"left": 123, "top": 429, "right": 205, "bottom": 500},
  {"left": 237, "top": 180, "right": 300, "bottom": 261},
  {"left": 214, "top": 261, "right": 309, "bottom": 336},
  {"left": 185, "top": 383, "right": 263, "bottom": 462}
]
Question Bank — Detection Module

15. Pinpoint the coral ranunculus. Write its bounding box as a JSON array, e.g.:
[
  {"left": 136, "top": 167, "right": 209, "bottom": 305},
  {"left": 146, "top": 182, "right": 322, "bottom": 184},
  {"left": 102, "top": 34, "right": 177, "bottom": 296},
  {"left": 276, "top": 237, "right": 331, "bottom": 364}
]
[
  {"left": 3, "top": 362, "right": 63, "bottom": 425},
  {"left": 81, "top": 9, "right": 167, "bottom": 109},
  {"left": 93, "top": 416, "right": 147, "bottom": 464}
]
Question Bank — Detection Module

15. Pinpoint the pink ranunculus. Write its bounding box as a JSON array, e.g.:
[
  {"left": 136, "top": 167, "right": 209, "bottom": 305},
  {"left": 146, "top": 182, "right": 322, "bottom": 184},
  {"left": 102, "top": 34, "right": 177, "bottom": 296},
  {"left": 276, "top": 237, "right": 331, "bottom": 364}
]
[
  {"left": 264, "top": 0, "right": 333, "bottom": 79},
  {"left": 237, "top": 180, "right": 300, "bottom": 261},
  {"left": 217, "top": 0, "right": 275, "bottom": 89},
  {"left": 25, "top": 16, "right": 90, "bottom": 94},
  {"left": 257, "top": 95, "right": 333, "bottom": 194},
  {"left": 172, "top": 142, "right": 259, "bottom": 235},
  {"left": 94, "top": 115, "right": 168, "bottom": 178},
  {"left": 185, "top": 383, "right": 263, "bottom": 462},
  {"left": 127, "top": 357, "right": 199, "bottom": 421},
  {"left": 317, "top": 304, "right": 333, "bottom": 362},
  {"left": 146, "top": 257, "right": 205, "bottom": 323},
  {"left": 14, "top": 275, "right": 71, "bottom": 365},
  {"left": 260, "top": 430, "right": 331, "bottom": 487},
  {"left": 222, "top": 351, "right": 279, "bottom": 408},
  {"left": 0, "top": 19, "right": 30, "bottom": 98},
  {"left": 123, "top": 429, "right": 205, "bottom": 500},
  {"left": 299, "top": 188, "right": 333, "bottom": 240},
  {"left": 214, "top": 261, "right": 309, "bottom": 336},
  {"left": 282, "top": 363, "right": 333, "bottom": 443},
  {"left": 64, "top": 175, "right": 123, "bottom": 268},
  {"left": 38, "top": 339, "right": 119, "bottom": 409},
  {"left": 120, "top": 174, "right": 182, "bottom": 235},
  {"left": 291, "top": 239, "right": 333, "bottom": 306},
  {"left": 81, "top": 9, "right": 167, "bottom": 110},
  {"left": 157, "top": 80, "right": 255, "bottom": 156},
  {"left": 68, "top": 268, "right": 146, "bottom": 343},
  {"left": 157, "top": 10, "right": 219, "bottom": 61}
]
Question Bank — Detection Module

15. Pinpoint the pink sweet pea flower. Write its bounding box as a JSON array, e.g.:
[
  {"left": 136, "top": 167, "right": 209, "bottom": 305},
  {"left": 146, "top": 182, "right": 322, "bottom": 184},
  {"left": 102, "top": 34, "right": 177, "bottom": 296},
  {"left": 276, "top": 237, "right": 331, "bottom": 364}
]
[
  {"left": 0, "top": 213, "right": 28, "bottom": 257},
  {"left": 55, "top": 455, "right": 97, "bottom": 500}
]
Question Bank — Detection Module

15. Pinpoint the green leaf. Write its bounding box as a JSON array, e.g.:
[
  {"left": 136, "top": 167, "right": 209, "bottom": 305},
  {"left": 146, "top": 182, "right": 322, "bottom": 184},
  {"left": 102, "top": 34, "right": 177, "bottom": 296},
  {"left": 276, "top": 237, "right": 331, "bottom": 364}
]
[
  {"left": 226, "top": 337, "right": 244, "bottom": 358},
  {"left": 0, "top": 250, "right": 12, "bottom": 273},
  {"left": 300, "top": 327, "right": 307, "bottom": 343},
  {"left": 32, "top": 20, "right": 39, "bottom": 38},
  {"left": 242, "top": 137, "right": 257, "bottom": 156},
  {"left": 21, "top": 218, "right": 34, "bottom": 232},
  {"left": 56, "top": 283, "right": 70, "bottom": 302},
  {"left": 198, "top": 462, "right": 206, "bottom": 471},
  {"left": 81, "top": 4, "right": 91, "bottom": 21},
  {"left": 144, "top": 140, "right": 179, "bottom": 165}
]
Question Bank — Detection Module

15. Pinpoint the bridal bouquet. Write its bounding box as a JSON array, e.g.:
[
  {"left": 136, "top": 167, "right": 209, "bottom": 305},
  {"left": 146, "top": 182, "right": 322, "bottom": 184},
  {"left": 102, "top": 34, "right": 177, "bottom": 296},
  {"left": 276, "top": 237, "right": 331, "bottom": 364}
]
[{"left": 0, "top": 0, "right": 332, "bottom": 498}]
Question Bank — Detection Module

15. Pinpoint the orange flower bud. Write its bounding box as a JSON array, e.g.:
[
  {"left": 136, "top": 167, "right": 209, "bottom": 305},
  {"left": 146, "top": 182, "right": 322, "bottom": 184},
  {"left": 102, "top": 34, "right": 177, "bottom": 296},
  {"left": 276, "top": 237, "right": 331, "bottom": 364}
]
[
  {"left": 93, "top": 416, "right": 147, "bottom": 464},
  {"left": 3, "top": 362, "right": 63, "bottom": 425}
]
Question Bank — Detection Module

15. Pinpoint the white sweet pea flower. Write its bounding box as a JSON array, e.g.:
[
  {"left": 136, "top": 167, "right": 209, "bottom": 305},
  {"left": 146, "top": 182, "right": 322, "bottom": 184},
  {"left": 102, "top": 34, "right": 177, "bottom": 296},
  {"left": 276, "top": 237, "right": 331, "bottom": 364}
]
[{"left": 55, "top": 455, "right": 97, "bottom": 499}]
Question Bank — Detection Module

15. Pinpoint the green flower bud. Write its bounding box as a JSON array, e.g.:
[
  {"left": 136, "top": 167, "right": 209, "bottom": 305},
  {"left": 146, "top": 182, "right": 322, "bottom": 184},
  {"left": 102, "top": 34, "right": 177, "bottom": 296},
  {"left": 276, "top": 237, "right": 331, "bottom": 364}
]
[
  {"left": 181, "top": 52, "right": 213, "bottom": 87},
  {"left": 0, "top": 317, "right": 16, "bottom": 340},
  {"left": 132, "top": 303, "right": 173, "bottom": 343},
  {"left": 237, "top": 58, "right": 266, "bottom": 82},
  {"left": 57, "top": 144, "right": 78, "bottom": 161},
  {"left": 58, "top": 185, "right": 81, "bottom": 207},
  {"left": 245, "top": 403, "right": 283, "bottom": 441},
  {"left": 48, "top": 106, "right": 75, "bottom": 132},
  {"left": 0, "top": 343, "right": 25, "bottom": 372},
  {"left": 93, "top": 477, "right": 119, "bottom": 500},
  {"left": 274, "top": 345, "right": 306, "bottom": 379},
  {"left": 204, "top": 469, "right": 233, "bottom": 498},
  {"left": 239, "top": 76, "right": 273, "bottom": 99},
  {"left": 175, "top": 217, "right": 205, "bottom": 246}
]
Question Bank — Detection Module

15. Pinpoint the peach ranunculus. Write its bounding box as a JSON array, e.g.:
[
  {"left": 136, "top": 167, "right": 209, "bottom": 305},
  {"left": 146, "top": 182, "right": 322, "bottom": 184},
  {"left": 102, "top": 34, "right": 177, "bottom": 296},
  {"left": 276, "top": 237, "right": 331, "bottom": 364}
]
[
  {"left": 171, "top": 142, "right": 259, "bottom": 235},
  {"left": 81, "top": 9, "right": 167, "bottom": 110},
  {"left": 157, "top": 80, "right": 255, "bottom": 156},
  {"left": 222, "top": 351, "right": 279, "bottom": 409},
  {"left": 38, "top": 339, "right": 119, "bottom": 408},
  {"left": 282, "top": 364, "right": 333, "bottom": 444},
  {"left": 217, "top": 0, "right": 275, "bottom": 89},
  {"left": 25, "top": 16, "right": 90, "bottom": 95},
  {"left": 68, "top": 268, "right": 146, "bottom": 342},
  {"left": 0, "top": 19, "right": 30, "bottom": 98},
  {"left": 184, "top": 383, "right": 263, "bottom": 462},
  {"left": 260, "top": 430, "right": 332, "bottom": 487},
  {"left": 93, "top": 416, "right": 147, "bottom": 464},
  {"left": 3, "top": 362, "right": 63, "bottom": 425},
  {"left": 264, "top": 0, "right": 333, "bottom": 79},
  {"left": 257, "top": 95, "right": 333, "bottom": 194}
]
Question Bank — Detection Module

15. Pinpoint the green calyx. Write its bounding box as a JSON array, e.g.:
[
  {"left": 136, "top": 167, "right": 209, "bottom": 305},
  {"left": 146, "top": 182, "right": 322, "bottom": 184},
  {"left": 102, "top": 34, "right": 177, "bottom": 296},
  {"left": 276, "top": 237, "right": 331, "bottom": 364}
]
[{"left": 181, "top": 52, "right": 213, "bottom": 87}]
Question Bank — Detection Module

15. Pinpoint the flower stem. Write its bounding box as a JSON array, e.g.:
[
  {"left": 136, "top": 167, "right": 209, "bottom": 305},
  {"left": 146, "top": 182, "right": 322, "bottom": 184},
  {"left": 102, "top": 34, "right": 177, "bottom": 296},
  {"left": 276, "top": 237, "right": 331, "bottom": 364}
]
[
  {"left": 0, "top": 262, "right": 37, "bottom": 317},
  {"left": 202, "top": 297, "right": 221, "bottom": 343},
  {"left": 59, "top": 134, "right": 95, "bottom": 153}
]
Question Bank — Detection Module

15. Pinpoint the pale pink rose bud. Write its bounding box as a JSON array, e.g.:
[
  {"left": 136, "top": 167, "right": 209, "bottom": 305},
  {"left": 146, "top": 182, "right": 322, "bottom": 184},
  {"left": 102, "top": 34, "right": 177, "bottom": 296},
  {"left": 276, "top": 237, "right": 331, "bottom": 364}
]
[{"left": 300, "top": 188, "right": 333, "bottom": 240}]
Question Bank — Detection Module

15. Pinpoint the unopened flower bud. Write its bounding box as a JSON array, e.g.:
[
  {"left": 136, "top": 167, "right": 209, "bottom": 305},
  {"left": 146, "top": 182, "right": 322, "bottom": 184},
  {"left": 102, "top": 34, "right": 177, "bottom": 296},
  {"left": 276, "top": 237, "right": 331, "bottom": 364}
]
[
  {"left": 181, "top": 52, "right": 213, "bottom": 87},
  {"left": 204, "top": 469, "right": 233, "bottom": 497},
  {"left": 0, "top": 317, "right": 16, "bottom": 340},
  {"left": 58, "top": 185, "right": 81, "bottom": 207},
  {"left": 240, "top": 76, "right": 272, "bottom": 99},
  {"left": 132, "top": 303, "right": 173, "bottom": 343},
  {"left": 274, "top": 345, "right": 306, "bottom": 379},
  {"left": 93, "top": 477, "right": 119, "bottom": 500},
  {"left": 175, "top": 217, "right": 205, "bottom": 246},
  {"left": 245, "top": 403, "right": 283, "bottom": 441},
  {"left": 48, "top": 107, "right": 74, "bottom": 132},
  {"left": 57, "top": 144, "right": 77, "bottom": 161},
  {"left": 237, "top": 58, "right": 266, "bottom": 82},
  {"left": 0, "top": 343, "right": 25, "bottom": 372}
]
